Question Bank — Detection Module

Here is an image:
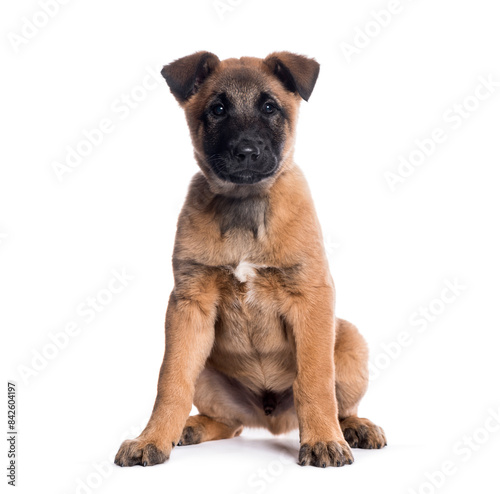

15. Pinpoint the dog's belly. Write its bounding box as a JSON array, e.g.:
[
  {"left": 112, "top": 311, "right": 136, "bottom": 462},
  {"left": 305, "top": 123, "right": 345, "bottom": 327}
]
[{"left": 206, "top": 261, "right": 296, "bottom": 394}]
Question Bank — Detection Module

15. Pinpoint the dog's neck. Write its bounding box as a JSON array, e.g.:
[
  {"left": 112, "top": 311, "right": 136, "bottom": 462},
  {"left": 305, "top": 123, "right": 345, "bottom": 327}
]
[
  {"left": 210, "top": 193, "right": 269, "bottom": 239},
  {"left": 199, "top": 160, "right": 293, "bottom": 239},
  {"left": 187, "top": 162, "right": 307, "bottom": 246}
]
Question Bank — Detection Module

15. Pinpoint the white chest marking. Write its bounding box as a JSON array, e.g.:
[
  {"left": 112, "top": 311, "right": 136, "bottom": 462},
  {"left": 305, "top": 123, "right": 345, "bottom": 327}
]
[{"left": 233, "top": 261, "right": 265, "bottom": 283}]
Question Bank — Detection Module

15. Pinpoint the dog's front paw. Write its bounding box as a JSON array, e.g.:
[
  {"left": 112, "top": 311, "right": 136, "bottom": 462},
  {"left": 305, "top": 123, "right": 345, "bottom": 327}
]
[
  {"left": 114, "top": 437, "right": 171, "bottom": 467},
  {"left": 298, "top": 440, "right": 353, "bottom": 468}
]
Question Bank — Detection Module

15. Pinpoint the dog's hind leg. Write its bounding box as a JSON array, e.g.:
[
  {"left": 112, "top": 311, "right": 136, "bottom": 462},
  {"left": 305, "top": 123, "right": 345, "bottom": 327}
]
[
  {"left": 334, "top": 318, "right": 387, "bottom": 449},
  {"left": 178, "top": 367, "right": 258, "bottom": 446},
  {"left": 178, "top": 414, "right": 243, "bottom": 446}
]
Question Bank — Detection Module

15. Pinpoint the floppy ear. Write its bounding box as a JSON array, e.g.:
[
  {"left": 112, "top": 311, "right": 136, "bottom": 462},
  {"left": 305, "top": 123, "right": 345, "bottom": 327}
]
[
  {"left": 264, "top": 52, "right": 320, "bottom": 102},
  {"left": 161, "top": 51, "right": 220, "bottom": 104}
]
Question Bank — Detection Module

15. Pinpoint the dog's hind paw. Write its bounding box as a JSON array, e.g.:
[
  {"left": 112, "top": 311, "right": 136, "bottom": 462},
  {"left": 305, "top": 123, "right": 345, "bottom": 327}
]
[{"left": 341, "top": 416, "right": 387, "bottom": 449}]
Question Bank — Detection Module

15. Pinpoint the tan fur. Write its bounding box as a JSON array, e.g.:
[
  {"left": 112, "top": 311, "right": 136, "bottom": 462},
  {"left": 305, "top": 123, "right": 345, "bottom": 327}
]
[{"left": 115, "top": 52, "right": 385, "bottom": 469}]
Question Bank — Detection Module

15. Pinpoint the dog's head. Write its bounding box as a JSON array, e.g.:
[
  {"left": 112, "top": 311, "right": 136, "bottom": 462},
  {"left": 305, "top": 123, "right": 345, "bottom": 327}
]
[{"left": 161, "top": 52, "right": 319, "bottom": 196}]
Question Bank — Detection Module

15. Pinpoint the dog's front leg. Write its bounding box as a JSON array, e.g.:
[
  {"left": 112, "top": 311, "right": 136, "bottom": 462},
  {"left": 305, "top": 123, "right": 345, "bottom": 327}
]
[
  {"left": 115, "top": 290, "right": 216, "bottom": 467},
  {"left": 288, "top": 286, "right": 354, "bottom": 468}
]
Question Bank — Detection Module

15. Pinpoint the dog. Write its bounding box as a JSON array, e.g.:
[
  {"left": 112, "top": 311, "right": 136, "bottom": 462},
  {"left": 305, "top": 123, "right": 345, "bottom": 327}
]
[{"left": 114, "top": 51, "right": 386, "bottom": 469}]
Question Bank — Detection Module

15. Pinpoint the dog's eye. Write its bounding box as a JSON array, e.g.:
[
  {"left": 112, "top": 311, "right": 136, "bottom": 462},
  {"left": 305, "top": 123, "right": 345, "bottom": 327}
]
[
  {"left": 212, "top": 104, "right": 226, "bottom": 116},
  {"left": 263, "top": 103, "right": 276, "bottom": 114}
]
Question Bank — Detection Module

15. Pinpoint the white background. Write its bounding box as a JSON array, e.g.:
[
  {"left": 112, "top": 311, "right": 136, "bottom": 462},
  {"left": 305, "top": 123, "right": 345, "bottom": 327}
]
[{"left": 2, "top": 1, "right": 500, "bottom": 493}]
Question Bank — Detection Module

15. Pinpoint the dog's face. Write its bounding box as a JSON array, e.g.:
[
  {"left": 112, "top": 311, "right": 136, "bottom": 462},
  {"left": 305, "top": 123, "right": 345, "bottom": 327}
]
[
  {"left": 198, "top": 72, "right": 288, "bottom": 187},
  {"left": 161, "top": 52, "right": 319, "bottom": 196}
]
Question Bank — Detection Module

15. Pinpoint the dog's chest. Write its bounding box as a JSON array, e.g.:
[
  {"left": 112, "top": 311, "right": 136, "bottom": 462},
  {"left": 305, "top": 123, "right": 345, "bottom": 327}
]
[
  {"left": 232, "top": 261, "right": 263, "bottom": 284},
  {"left": 215, "top": 260, "right": 292, "bottom": 346},
  {"left": 224, "top": 260, "right": 269, "bottom": 313},
  {"left": 211, "top": 260, "right": 295, "bottom": 388},
  {"left": 222, "top": 259, "right": 297, "bottom": 305}
]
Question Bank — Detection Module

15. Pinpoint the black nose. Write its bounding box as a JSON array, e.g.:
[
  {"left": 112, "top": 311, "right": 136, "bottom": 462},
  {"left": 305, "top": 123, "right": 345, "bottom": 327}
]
[{"left": 234, "top": 141, "right": 261, "bottom": 164}]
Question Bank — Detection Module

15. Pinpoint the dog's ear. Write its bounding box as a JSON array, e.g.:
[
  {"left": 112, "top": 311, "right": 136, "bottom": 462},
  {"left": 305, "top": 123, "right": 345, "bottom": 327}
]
[
  {"left": 161, "top": 51, "right": 220, "bottom": 104},
  {"left": 264, "top": 52, "right": 320, "bottom": 102}
]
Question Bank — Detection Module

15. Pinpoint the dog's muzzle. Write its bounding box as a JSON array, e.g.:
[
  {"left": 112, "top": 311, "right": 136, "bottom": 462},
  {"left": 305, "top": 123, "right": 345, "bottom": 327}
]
[{"left": 211, "top": 139, "right": 279, "bottom": 185}]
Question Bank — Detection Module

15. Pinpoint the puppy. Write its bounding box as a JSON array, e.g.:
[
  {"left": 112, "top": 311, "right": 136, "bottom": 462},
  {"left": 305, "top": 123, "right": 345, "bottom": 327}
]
[{"left": 115, "top": 51, "right": 386, "bottom": 469}]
